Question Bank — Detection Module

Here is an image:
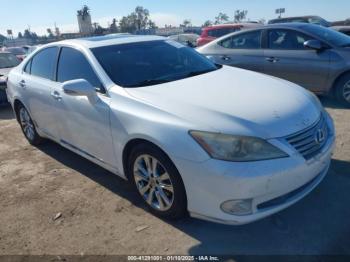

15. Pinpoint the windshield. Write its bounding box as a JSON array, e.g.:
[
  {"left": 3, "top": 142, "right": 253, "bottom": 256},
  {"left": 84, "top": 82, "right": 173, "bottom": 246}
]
[
  {"left": 92, "top": 40, "right": 219, "bottom": 87},
  {"left": 0, "top": 53, "right": 20, "bottom": 69},
  {"left": 302, "top": 24, "right": 350, "bottom": 47}
]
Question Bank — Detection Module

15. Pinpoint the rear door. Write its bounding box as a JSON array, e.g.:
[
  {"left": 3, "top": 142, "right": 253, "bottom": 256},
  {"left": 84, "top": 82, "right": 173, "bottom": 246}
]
[
  {"left": 262, "top": 28, "right": 331, "bottom": 92},
  {"left": 210, "top": 30, "right": 265, "bottom": 73},
  {"left": 19, "top": 47, "right": 61, "bottom": 139}
]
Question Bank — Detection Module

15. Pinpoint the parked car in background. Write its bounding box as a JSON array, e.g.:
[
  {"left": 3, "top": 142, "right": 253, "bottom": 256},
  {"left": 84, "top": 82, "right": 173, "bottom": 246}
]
[
  {"left": 23, "top": 45, "right": 40, "bottom": 55},
  {"left": 168, "top": 33, "right": 199, "bottom": 47},
  {"left": 6, "top": 35, "right": 335, "bottom": 225},
  {"left": 268, "top": 16, "right": 331, "bottom": 27},
  {"left": 0, "top": 52, "right": 20, "bottom": 105},
  {"left": 332, "top": 26, "right": 350, "bottom": 36},
  {"left": 197, "top": 23, "right": 350, "bottom": 106},
  {"left": 196, "top": 23, "right": 260, "bottom": 47},
  {"left": 2, "top": 47, "right": 28, "bottom": 61}
]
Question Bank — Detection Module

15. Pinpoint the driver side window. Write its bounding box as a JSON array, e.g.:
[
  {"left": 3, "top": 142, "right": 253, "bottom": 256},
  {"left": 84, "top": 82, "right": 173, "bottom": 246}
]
[
  {"left": 57, "top": 47, "right": 105, "bottom": 93},
  {"left": 268, "top": 29, "right": 313, "bottom": 50}
]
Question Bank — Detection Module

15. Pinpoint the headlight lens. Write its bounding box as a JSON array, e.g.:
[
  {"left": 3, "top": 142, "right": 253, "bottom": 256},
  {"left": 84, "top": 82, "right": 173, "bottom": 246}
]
[
  {"left": 0, "top": 75, "right": 7, "bottom": 82},
  {"left": 190, "top": 131, "right": 288, "bottom": 162}
]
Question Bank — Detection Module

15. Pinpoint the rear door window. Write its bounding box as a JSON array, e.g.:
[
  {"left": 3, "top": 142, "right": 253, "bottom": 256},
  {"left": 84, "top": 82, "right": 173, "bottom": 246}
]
[
  {"left": 30, "top": 47, "right": 58, "bottom": 80},
  {"left": 219, "top": 30, "right": 262, "bottom": 49}
]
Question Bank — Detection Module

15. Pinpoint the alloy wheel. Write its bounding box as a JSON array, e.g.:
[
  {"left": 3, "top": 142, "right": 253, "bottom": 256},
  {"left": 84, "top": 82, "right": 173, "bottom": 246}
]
[
  {"left": 19, "top": 107, "right": 35, "bottom": 141},
  {"left": 133, "top": 154, "right": 174, "bottom": 211},
  {"left": 343, "top": 80, "right": 350, "bottom": 102}
]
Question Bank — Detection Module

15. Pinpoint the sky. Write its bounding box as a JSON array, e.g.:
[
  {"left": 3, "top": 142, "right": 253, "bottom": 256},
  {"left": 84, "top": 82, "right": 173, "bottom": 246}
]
[{"left": 0, "top": 0, "right": 349, "bottom": 36}]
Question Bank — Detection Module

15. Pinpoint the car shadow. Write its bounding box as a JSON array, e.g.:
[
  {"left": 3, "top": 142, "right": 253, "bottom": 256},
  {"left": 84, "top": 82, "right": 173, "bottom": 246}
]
[
  {"left": 36, "top": 141, "right": 350, "bottom": 255},
  {"left": 36, "top": 141, "right": 145, "bottom": 209},
  {"left": 319, "top": 96, "right": 349, "bottom": 110},
  {"left": 0, "top": 104, "right": 15, "bottom": 120}
]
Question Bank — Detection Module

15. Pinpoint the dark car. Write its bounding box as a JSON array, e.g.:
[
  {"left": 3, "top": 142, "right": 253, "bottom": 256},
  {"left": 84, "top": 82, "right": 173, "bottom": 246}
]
[
  {"left": 197, "top": 23, "right": 350, "bottom": 106},
  {"left": 332, "top": 26, "right": 350, "bottom": 37},
  {"left": 0, "top": 52, "right": 20, "bottom": 105},
  {"left": 268, "top": 16, "right": 331, "bottom": 27}
]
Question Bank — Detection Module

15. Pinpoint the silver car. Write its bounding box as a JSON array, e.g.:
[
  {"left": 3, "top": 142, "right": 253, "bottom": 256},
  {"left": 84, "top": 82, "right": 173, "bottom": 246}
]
[{"left": 197, "top": 23, "right": 350, "bottom": 107}]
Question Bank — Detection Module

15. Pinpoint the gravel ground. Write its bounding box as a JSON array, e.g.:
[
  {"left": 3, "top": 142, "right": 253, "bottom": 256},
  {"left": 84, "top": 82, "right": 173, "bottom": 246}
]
[{"left": 0, "top": 97, "right": 349, "bottom": 256}]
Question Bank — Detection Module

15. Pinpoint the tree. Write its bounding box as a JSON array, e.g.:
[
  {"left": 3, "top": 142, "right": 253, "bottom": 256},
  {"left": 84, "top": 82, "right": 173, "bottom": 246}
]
[
  {"left": 77, "top": 5, "right": 90, "bottom": 20},
  {"left": 110, "top": 18, "right": 118, "bottom": 33},
  {"left": 180, "top": 19, "right": 192, "bottom": 28},
  {"left": 119, "top": 6, "right": 152, "bottom": 32},
  {"left": 202, "top": 20, "right": 213, "bottom": 27},
  {"left": 135, "top": 6, "right": 150, "bottom": 30},
  {"left": 215, "top": 13, "right": 229, "bottom": 24},
  {"left": 55, "top": 26, "right": 60, "bottom": 37},
  {"left": 94, "top": 25, "right": 104, "bottom": 35},
  {"left": 47, "top": 28, "right": 54, "bottom": 38},
  {"left": 119, "top": 13, "right": 138, "bottom": 33},
  {"left": 147, "top": 20, "right": 157, "bottom": 29},
  {"left": 17, "top": 32, "right": 23, "bottom": 38},
  {"left": 234, "top": 10, "right": 248, "bottom": 23}
]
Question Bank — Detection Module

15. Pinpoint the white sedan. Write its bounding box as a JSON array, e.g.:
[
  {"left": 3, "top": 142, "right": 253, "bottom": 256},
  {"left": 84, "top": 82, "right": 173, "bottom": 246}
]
[{"left": 6, "top": 35, "right": 335, "bottom": 225}]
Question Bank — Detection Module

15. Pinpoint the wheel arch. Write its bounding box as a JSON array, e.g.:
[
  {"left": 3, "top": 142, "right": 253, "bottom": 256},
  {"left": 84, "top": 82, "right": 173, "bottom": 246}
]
[
  {"left": 122, "top": 138, "right": 183, "bottom": 183},
  {"left": 330, "top": 70, "right": 350, "bottom": 96},
  {"left": 13, "top": 98, "right": 24, "bottom": 123}
]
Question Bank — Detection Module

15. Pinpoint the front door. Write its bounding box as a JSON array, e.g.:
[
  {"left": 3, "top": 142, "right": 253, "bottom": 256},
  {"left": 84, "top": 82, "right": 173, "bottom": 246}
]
[
  {"left": 263, "top": 29, "right": 331, "bottom": 92},
  {"left": 51, "top": 46, "right": 116, "bottom": 167}
]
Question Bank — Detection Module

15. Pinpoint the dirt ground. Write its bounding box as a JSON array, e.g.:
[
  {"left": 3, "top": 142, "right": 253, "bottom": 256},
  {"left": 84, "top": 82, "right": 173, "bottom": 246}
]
[{"left": 0, "top": 97, "right": 349, "bottom": 256}]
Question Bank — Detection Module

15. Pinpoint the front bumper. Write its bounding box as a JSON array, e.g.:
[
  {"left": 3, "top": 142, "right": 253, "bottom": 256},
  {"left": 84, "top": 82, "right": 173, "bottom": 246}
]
[{"left": 171, "top": 114, "right": 335, "bottom": 225}]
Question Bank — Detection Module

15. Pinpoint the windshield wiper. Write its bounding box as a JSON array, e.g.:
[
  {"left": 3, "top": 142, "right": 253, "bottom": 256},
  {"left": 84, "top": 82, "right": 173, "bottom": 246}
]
[{"left": 125, "top": 78, "right": 172, "bottom": 87}]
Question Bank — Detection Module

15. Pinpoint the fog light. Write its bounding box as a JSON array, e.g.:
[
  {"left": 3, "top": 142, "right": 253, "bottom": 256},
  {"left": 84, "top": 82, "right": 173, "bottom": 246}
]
[{"left": 220, "top": 199, "right": 253, "bottom": 216}]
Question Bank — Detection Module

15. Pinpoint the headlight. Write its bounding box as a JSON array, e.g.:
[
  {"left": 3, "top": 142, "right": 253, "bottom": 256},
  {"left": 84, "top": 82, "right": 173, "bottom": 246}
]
[
  {"left": 0, "top": 75, "right": 7, "bottom": 83},
  {"left": 189, "top": 131, "right": 288, "bottom": 162}
]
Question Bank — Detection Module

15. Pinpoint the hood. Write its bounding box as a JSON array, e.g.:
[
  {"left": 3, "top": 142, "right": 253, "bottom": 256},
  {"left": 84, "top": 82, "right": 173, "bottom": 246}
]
[
  {"left": 125, "top": 66, "right": 321, "bottom": 139},
  {"left": 0, "top": 68, "right": 12, "bottom": 77}
]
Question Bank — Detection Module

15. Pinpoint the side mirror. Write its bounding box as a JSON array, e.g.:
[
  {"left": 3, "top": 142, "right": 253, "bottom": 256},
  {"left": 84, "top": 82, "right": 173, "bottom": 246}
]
[
  {"left": 304, "top": 40, "right": 323, "bottom": 51},
  {"left": 62, "top": 79, "right": 98, "bottom": 103}
]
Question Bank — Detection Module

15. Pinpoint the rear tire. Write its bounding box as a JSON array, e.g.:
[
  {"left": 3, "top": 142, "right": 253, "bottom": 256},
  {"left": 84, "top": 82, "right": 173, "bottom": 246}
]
[
  {"left": 17, "top": 104, "right": 44, "bottom": 145},
  {"left": 335, "top": 74, "right": 350, "bottom": 107},
  {"left": 127, "top": 143, "right": 187, "bottom": 220}
]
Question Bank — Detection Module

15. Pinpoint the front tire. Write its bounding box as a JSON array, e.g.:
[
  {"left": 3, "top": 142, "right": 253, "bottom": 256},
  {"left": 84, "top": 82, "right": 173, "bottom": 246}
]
[
  {"left": 128, "top": 143, "right": 187, "bottom": 220},
  {"left": 335, "top": 74, "right": 350, "bottom": 107},
  {"left": 17, "top": 104, "right": 44, "bottom": 145}
]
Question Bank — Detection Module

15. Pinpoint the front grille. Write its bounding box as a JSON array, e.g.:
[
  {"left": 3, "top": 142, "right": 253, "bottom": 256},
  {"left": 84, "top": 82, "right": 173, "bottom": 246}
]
[{"left": 285, "top": 114, "right": 328, "bottom": 160}]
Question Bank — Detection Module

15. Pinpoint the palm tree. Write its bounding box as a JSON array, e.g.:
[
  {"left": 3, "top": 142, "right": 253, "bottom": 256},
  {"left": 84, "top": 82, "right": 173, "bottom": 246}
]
[{"left": 77, "top": 5, "right": 90, "bottom": 21}]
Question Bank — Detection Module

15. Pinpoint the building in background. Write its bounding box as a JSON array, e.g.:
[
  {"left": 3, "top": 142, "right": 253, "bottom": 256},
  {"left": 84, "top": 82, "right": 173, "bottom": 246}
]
[{"left": 77, "top": 5, "right": 93, "bottom": 35}]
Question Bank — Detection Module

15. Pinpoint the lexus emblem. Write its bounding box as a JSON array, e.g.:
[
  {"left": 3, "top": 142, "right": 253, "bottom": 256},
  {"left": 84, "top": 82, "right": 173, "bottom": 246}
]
[{"left": 315, "top": 129, "right": 326, "bottom": 144}]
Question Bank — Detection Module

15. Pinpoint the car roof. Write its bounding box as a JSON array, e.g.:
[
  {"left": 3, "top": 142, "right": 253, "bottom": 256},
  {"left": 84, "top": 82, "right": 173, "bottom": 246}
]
[
  {"left": 52, "top": 33, "right": 166, "bottom": 49},
  {"left": 261, "top": 22, "right": 319, "bottom": 29},
  {"left": 203, "top": 23, "right": 257, "bottom": 30},
  {"left": 269, "top": 15, "right": 321, "bottom": 22}
]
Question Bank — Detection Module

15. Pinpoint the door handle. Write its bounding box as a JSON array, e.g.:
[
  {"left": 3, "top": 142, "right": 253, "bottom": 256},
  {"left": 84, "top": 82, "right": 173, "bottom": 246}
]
[
  {"left": 266, "top": 57, "right": 279, "bottom": 63},
  {"left": 19, "top": 80, "right": 26, "bottom": 88},
  {"left": 221, "top": 55, "right": 231, "bottom": 61},
  {"left": 51, "top": 90, "right": 62, "bottom": 100}
]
